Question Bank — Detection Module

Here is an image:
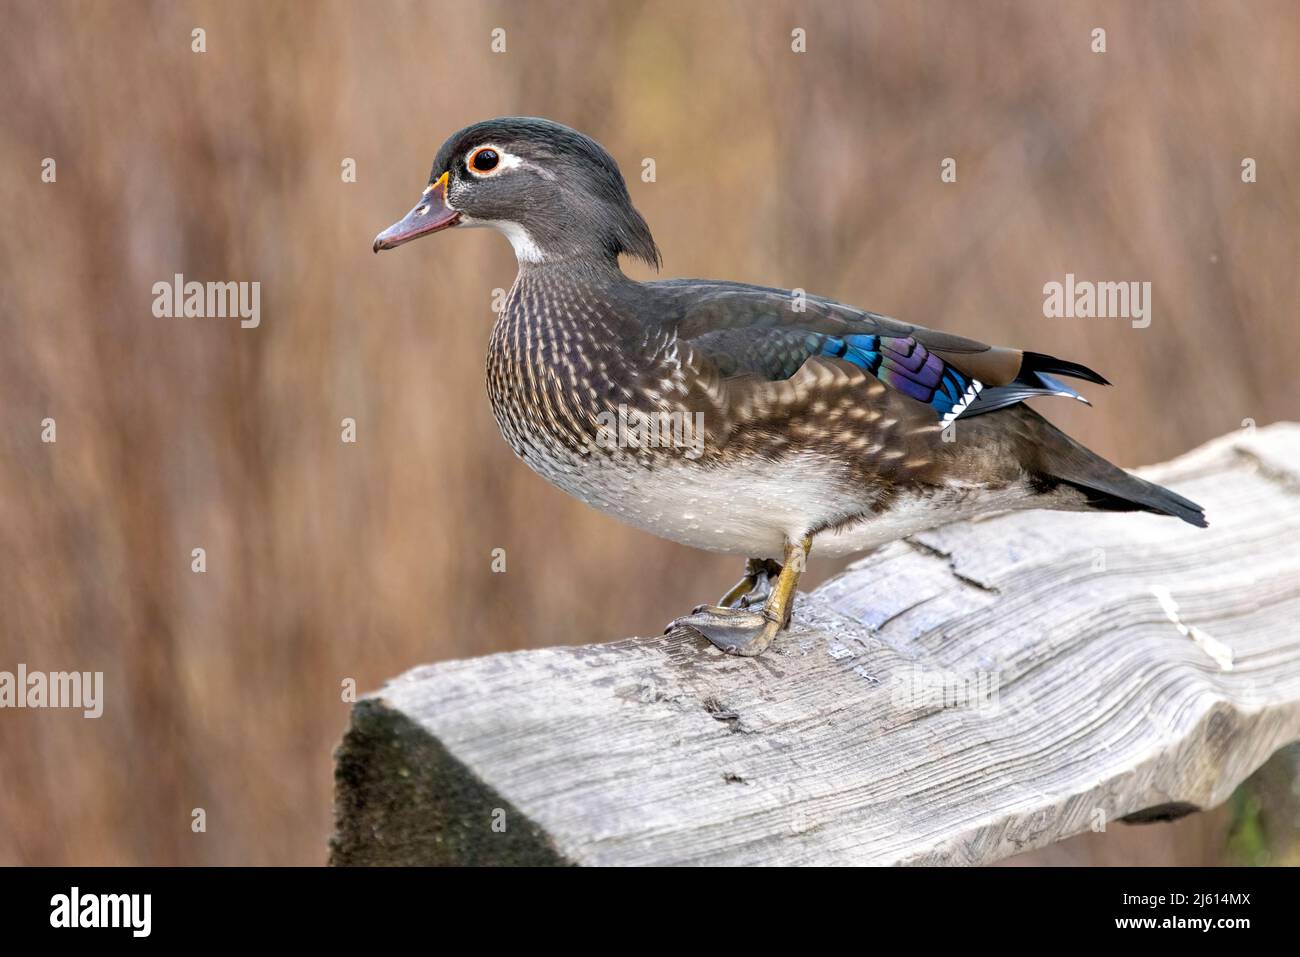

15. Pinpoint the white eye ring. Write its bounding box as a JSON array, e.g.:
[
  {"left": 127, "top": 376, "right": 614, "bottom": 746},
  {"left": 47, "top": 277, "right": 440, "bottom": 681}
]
[
  {"left": 467, "top": 145, "right": 506, "bottom": 177},
  {"left": 465, "top": 144, "right": 532, "bottom": 178}
]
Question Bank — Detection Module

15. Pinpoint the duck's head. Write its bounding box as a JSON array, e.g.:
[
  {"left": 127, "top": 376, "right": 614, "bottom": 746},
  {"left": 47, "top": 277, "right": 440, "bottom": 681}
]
[{"left": 373, "top": 116, "right": 660, "bottom": 269}]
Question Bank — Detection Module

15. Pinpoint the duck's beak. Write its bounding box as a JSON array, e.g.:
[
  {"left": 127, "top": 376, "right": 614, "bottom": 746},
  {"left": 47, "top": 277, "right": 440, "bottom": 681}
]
[{"left": 372, "top": 172, "right": 461, "bottom": 252}]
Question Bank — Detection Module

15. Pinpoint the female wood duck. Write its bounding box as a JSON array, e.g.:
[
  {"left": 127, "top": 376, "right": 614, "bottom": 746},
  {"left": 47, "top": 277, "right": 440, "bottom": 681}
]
[{"left": 374, "top": 117, "right": 1206, "bottom": 657}]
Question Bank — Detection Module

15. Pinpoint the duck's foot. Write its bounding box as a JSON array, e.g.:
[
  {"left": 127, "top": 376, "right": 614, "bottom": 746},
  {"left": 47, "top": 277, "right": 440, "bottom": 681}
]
[
  {"left": 670, "top": 606, "right": 783, "bottom": 657},
  {"left": 668, "top": 537, "right": 812, "bottom": 658}
]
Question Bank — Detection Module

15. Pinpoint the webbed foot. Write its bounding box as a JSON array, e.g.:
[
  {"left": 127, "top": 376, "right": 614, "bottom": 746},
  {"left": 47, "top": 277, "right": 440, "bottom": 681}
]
[
  {"left": 667, "top": 538, "right": 812, "bottom": 658},
  {"left": 669, "top": 606, "right": 782, "bottom": 657}
]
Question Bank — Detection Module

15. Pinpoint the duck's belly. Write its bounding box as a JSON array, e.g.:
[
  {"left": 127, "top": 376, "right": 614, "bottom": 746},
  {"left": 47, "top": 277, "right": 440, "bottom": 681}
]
[
  {"left": 529, "top": 446, "right": 1029, "bottom": 559},
  {"left": 548, "top": 454, "right": 823, "bottom": 558}
]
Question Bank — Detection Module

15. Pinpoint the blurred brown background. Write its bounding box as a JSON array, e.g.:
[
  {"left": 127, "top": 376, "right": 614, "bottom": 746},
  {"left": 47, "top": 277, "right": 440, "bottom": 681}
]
[{"left": 1, "top": 0, "right": 1297, "bottom": 865}]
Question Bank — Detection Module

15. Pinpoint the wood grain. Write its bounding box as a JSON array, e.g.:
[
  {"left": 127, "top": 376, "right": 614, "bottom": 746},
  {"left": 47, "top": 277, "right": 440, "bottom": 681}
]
[{"left": 331, "top": 423, "right": 1300, "bottom": 866}]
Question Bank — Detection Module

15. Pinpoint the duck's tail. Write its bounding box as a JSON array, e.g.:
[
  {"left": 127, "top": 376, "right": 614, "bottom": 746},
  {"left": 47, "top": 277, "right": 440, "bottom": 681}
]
[{"left": 1023, "top": 408, "right": 1208, "bottom": 527}]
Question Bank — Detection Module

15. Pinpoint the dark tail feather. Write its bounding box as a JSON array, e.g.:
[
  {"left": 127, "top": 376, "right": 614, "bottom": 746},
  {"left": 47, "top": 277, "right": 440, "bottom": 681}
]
[
  {"left": 966, "top": 351, "right": 1110, "bottom": 419},
  {"left": 1056, "top": 474, "right": 1209, "bottom": 527},
  {"left": 1021, "top": 351, "right": 1111, "bottom": 386},
  {"left": 1024, "top": 409, "right": 1208, "bottom": 528}
]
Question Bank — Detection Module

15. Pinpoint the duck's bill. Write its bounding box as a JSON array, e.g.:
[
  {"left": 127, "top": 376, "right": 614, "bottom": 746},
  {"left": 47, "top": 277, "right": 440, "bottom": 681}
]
[{"left": 372, "top": 172, "right": 460, "bottom": 252}]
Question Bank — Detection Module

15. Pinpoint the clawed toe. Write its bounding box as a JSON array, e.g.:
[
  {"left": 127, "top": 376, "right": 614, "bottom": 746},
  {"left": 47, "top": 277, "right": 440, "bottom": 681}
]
[
  {"left": 717, "top": 558, "right": 783, "bottom": 609},
  {"left": 690, "top": 603, "right": 752, "bottom": 617},
  {"left": 669, "top": 540, "right": 809, "bottom": 658},
  {"left": 670, "top": 607, "right": 781, "bottom": 657}
]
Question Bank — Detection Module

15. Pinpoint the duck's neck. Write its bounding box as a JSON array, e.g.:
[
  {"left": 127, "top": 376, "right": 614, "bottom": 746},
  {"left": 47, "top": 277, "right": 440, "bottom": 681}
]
[
  {"left": 514, "top": 252, "right": 634, "bottom": 287},
  {"left": 501, "top": 256, "right": 649, "bottom": 354}
]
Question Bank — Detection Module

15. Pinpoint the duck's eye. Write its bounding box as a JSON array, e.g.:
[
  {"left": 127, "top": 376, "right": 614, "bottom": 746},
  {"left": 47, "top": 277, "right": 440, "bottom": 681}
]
[{"left": 469, "top": 148, "right": 500, "bottom": 174}]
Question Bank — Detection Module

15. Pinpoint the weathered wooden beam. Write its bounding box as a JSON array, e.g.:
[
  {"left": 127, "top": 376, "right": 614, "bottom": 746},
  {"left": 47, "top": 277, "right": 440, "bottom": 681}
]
[{"left": 331, "top": 423, "right": 1300, "bottom": 866}]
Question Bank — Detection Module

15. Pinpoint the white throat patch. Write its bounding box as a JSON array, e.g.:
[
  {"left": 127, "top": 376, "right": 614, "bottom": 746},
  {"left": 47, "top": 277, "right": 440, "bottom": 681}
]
[{"left": 457, "top": 214, "right": 544, "bottom": 263}]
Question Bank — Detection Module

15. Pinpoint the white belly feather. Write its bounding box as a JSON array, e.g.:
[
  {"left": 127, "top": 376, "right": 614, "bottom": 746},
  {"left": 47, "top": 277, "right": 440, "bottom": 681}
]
[{"left": 534, "top": 447, "right": 1033, "bottom": 559}]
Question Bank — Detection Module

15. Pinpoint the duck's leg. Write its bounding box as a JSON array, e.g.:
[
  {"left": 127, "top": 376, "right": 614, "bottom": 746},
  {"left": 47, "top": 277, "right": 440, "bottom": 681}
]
[
  {"left": 715, "top": 557, "right": 784, "bottom": 609},
  {"left": 671, "top": 537, "right": 811, "bottom": 657}
]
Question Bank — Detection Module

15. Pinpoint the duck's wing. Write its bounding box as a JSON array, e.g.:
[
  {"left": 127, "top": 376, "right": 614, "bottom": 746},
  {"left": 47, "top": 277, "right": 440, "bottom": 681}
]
[{"left": 648, "top": 279, "right": 1107, "bottom": 426}]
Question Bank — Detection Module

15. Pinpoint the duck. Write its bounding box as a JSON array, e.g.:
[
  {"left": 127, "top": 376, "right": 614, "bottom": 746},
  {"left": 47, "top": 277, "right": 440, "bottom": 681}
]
[{"left": 374, "top": 116, "right": 1206, "bottom": 657}]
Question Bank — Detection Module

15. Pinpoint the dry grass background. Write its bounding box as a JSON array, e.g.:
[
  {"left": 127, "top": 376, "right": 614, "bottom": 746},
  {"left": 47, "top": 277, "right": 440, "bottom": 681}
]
[{"left": 0, "top": 0, "right": 1297, "bottom": 865}]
